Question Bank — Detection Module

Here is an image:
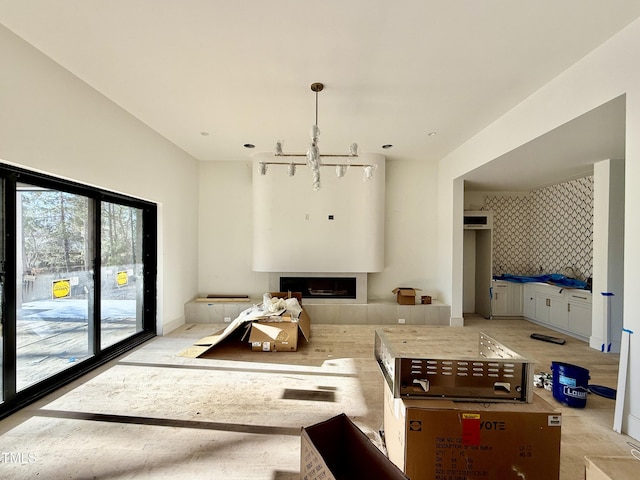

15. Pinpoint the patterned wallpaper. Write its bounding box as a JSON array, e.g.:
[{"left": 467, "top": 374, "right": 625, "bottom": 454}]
[{"left": 483, "top": 176, "right": 593, "bottom": 280}]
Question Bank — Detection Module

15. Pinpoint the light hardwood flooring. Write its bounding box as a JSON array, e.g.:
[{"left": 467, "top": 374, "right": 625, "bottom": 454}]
[{"left": 0, "top": 315, "right": 635, "bottom": 479}]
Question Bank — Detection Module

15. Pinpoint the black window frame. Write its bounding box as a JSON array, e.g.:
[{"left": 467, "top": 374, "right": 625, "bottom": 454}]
[{"left": 0, "top": 162, "right": 157, "bottom": 419}]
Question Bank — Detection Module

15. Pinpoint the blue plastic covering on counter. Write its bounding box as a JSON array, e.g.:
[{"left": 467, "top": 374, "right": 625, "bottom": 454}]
[{"left": 493, "top": 273, "right": 588, "bottom": 289}]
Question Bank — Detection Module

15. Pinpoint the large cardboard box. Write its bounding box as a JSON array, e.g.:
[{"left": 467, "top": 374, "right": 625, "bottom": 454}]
[
  {"left": 179, "top": 293, "right": 310, "bottom": 357},
  {"left": 392, "top": 287, "right": 421, "bottom": 305},
  {"left": 248, "top": 311, "right": 310, "bottom": 351},
  {"left": 246, "top": 292, "right": 310, "bottom": 352},
  {"left": 301, "top": 413, "right": 409, "bottom": 480},
  {"left": 383, "top": 386, "right": 562, "bottom": 480}
]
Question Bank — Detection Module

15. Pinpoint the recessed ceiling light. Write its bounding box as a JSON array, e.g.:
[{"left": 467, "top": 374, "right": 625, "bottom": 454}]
[
  {"left": 244, "top": 143, "right": 255, "bottom": 149},
  {"left": 381, "top": 144, "right": 393, "bottom": 149},
  {"left": 200, "top": 131, "right": 210, "bottom": 136}
]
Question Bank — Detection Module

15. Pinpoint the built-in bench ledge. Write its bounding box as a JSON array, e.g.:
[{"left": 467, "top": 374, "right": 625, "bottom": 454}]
[{"left": 184, "top": 298, "right": 451, "bottom": 326}]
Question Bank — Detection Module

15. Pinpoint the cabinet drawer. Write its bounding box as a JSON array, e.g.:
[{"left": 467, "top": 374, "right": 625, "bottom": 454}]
[{"left": 567, "top": 291, "right": 591, "bottom": 303}]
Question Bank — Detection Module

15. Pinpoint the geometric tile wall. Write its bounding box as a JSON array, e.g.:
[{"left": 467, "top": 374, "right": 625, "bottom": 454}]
[
  {"left": 483, "top": 176, "right": 593, "bottom": 280},
  {"left": 484, "top": 194, "right": 533, "bottom": 276}
]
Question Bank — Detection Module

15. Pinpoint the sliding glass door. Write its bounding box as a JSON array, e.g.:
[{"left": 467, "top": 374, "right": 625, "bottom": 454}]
[
  {"left": 100, "top": 202, "right": 144, "bottom": 349},
  {"left": 15, "top": 184, "right": 93, "bottom": 391},
  {"left": 0, "top": 165, "right": 156, "bottom": 418}
]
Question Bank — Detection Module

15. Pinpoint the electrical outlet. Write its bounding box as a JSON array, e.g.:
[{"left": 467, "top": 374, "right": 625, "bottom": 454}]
[
  {"left": 224, "top": 316, "right": 231, "bottom": 323},
  {"left": 398, "top": 318, "right": 406, "bottom": 324}
]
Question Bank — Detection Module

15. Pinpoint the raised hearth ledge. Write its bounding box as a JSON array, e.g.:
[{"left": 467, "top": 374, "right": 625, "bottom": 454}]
[{"left": 184, "top": 298, "right": 451, "bottom": 326}]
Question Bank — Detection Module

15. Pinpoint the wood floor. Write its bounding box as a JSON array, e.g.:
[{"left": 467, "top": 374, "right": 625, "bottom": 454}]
[{"left": 0, "top": 315, "right": 635, "bottom": 479}]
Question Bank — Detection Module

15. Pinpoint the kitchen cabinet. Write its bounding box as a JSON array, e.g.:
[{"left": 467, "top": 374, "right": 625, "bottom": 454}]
[
  {"left": 566, "top": 291, "right": 592, "bottom": 338},
  {"left": 522, "top": 283, "right": 592, "bottom": 341},
  {"left": 550, "top": 296, "right": 569, "bottom": 330},
  {"left": 523, "top": 284, "right": 536, "bottom": 319},
  {"left": 491, "top": 280, "right": 522, "bottom": 317},
  {"left": 532, "top": 284, "right": 565, "bottom": 326},
  {"left": 534, "top": 295, "right": 550, "bottom": 324}
]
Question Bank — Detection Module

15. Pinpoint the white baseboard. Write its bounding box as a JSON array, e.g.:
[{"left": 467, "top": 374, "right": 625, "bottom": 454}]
[
  {"left": 450, "top": 316, "right": 465, "bottom": 327},
  {"left": 624, "top": 412, "right": 640, "bottom": 442},
  {"left": 161, "top": 315, "right": 185, "bottom": 336}
]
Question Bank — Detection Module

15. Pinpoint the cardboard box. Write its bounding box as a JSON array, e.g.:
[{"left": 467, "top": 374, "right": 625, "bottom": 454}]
[
  {"left": 269, "top": 291, "right": 303, "bottom": 304},
  {"left": 392, "top": 287, "right": 421, "bottom": 305},
  {"left": 585, "top": 456, "right": 639, "bottom": 480},
  {"left": 383, "top": 386, "right": 562, "bottom": 480},
  {"left": 247, "top": 308, "right": 311, "bottom": 352},
  {"left": 301, "top": 413, "right": 409, "bottom": 480},
  {"left": 180, "top": 294, "right": 311, "bottom": 357}
]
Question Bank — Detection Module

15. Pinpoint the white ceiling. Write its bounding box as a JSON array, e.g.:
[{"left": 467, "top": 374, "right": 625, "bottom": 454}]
[
  {"left": 1, "top": 1, "right": 637, "bottom": 190},
  {"left": 463, "top": 95, "right": 626, "bottom": 191}
]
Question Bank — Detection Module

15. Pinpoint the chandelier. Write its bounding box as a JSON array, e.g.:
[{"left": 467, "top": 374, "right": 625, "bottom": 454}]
[{"left": 258, "top": 82, "right": 376, "bottom": 190}]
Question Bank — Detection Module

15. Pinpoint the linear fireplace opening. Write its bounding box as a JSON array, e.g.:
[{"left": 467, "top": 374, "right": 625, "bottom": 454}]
[{"left": 280, "top": 276, "right": 357, "bottom": 300}]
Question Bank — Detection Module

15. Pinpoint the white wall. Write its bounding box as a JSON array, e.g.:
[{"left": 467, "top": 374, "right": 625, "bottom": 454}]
[
  {"left": 438, "top": 18, "right": 640, "bottom": 439},
  {"left": 198, "top": 156, "right": 440, "bottom": 302},
  {"left": 252, "top": 153, "right": 385, "bottom": 273},
  {"left": 592, "top": 159, "right": 625, "bottom": 353},
  {"left": 0, "top": 24, "right": 200, "bottom": 335},
  {"left": 370, "top": 157, "right": 440, "bottom": 300},
  {"left": 198, "top": 161, "right": 268, "bottom": 295}
]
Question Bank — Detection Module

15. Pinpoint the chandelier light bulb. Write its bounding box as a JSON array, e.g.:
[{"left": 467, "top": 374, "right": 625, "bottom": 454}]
[{"left": 363, "top": 165, "right": 374, "bottom": 182}]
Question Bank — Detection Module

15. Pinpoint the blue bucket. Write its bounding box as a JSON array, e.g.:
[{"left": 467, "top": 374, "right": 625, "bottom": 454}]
[{"left": 550, "top": 362, "right": 590, "bottom": 408}]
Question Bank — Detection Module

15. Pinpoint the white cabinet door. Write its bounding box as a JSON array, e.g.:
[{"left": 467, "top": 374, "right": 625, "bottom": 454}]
[
  {"left": 549, "top": 297, "right": 569, "bottom": 330},
  {"left": 567, "top": 291, "right": 592, "bottom": 337},
  {"left": 568, "top": 301, "right": 591, "bottom": 337},
  {"left": 491, "top": 281, "right": 509, "bottom": 316},
  {"left": 535, "top": 295, "right": 551, "bottom": 323},
  {"left": 508, "top": 283, "right": 523, "bottom": 316},
  {"left": 523, "top": 284, "right": 536, "bottom": 319},
  {"left": 492, "top": 281, "right": 523, "bottom": 317}
]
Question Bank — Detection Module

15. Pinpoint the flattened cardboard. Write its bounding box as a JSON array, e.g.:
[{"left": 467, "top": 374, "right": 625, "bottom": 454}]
[
  {"left": 178, "top": 300, "right": 311, "bottom": 357},
  {"left": 300, "top": 413, "right": 409, "bottom": 480},
  {"left": 296, "top": 307, "right": 311, "bottom": 342},
  {"left": 384, "top": 387, "right": 562, "bottom": 480}
]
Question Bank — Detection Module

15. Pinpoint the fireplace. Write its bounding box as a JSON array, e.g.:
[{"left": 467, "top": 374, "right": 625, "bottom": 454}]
[
  {"left": 280, "top": 276, "right": 356, "bottom": 300},
  {"left": 269, "top": 273, "right": 367, "bottom": 304}
]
